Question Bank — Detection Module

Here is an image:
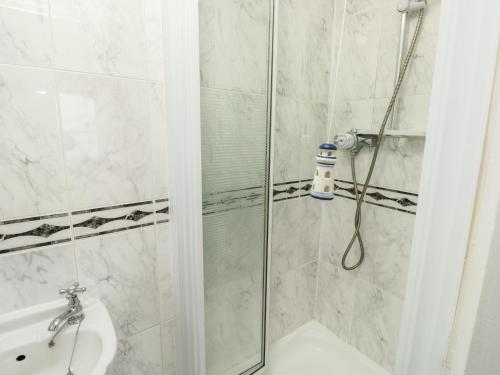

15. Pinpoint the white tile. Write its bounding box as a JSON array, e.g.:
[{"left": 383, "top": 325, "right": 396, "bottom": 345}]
[
  {"left": 200, "top": 0, "right": 270, "bottom": 94},
  {"left": 331, "top": 99, "right": 374, "bottom": 134},
  {"left": 150, "top": 83, "right": 168, "bottom": 199},
  {"left": 0, "top": 0, "right": 52, "bottom": 66},
  {"left": 357, "top": 204, "right": 415, "bottom": 299},
  {"left": 318, "top": 197, "right": 360, "bottom": 268},
  {"left": 277, "top": 0, "right": 335, "bottom": 101},
  {"left": 393, "top": 94, "right": 431, "bottom": 132},
  {"left": 110, "top": 325, "right": 163, "bottom": 375},
  {"left": 205, "top": 275, "right": 263, "bottom": 375},
  {"left": 0, "top": 65, "right": 67, "bottom": 219},
  {"left": 315, "top": 258, "right": 356, "bottom": 342},
  {"left": 274, "top": 97, "right": 327, "bottom": 184},
  {"left": 336, "top": 9, "right": 381, "bottom": 101},
  {"left": 156, "top": 224, "right": 175, "bottom": 322},
  {"left": 273, "top": 97, "right": 302, "bottom": 184},
  {"left": 271, "top": 197, "right": 321, "bottom": 276},
  {"left": 50, "top": 0, "right": 163, "bottom": 80},
  {"left": 350, "top": 280, "right": 403, "bottom": 372},
  {"left": 373, "top": 6, "right": 402, "bottom": 99},
  {"left": 335, "top": 136, "right": 425, "bottom": 194},
  {"left": 75, "top": 227, "right": 160, "bottom": 339},
  {"left": 161, "top": 320, "right": 176, "bottom": 375},
  {"left": 0, "top": 243, "right": 76, "bottom": 314},
  {"left": 300, "top": 102, "right": 329, "bottom": 181},
  {"left": 270, "top": 261, "right": 318, "bottom": 343},
  {"left": 57, "top": 72, "right": 155, "bottom": 209}
]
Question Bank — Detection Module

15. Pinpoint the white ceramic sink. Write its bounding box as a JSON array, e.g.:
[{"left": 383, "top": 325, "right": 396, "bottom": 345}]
[{"left": 0, "top": 298, "right": 117, "bottom": 375}]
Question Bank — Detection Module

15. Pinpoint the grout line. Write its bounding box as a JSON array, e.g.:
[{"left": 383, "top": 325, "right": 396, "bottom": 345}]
[
  {"left": 335, "top": 178, "right": 419, "bottom": 196},
  {"left": 0, "top": 61, "right": 165, "bottom": 84},
  {"left": 74, "top": 222, "right": 155, "bottom": 241},
  {"left": 335, "top": 194, "right": 416, "bottom": 215},
  {"left": 0, "top": 238, "right": 72, "bottom": 255}
]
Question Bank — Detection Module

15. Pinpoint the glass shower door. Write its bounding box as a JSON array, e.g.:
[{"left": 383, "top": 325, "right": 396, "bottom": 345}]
[{"left": 199, "top": 0, "right": 274, "bottom": 374}]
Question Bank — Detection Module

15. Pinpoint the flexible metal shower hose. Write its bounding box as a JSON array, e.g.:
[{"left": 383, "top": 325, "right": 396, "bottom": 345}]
[{"left": 342, "top": 9, "right": 425, "bottom": 271}]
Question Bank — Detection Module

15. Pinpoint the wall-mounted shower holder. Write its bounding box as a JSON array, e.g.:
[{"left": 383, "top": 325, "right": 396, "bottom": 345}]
[{"left": 397, "top": 0, "right": 427, "bottom": 13}]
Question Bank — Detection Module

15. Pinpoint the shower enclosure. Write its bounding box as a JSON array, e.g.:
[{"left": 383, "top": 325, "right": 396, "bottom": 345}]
[{"left": 196, "top": 0, "right": 442, "bottom": 374}]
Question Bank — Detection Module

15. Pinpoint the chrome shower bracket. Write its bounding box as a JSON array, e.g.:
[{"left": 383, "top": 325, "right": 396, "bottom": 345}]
[
  {"left": 333, "top": 129, "right": 378, "bottom": 154},
  {"left": 397, "top": 0, "right": 427, "bottom": 13}
]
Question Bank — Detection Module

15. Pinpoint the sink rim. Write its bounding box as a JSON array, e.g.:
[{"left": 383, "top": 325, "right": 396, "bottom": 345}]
[{"left": 0, "top": 298, "right": 117, "bottom": 375}]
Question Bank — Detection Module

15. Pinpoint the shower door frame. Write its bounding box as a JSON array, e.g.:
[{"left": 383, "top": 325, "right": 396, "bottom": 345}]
[
  {"left": 162, "top": 0, "right": 277, "bottom": 374},
  {"left": 163, "top": 0, "right": 500, "bottom": 375}
]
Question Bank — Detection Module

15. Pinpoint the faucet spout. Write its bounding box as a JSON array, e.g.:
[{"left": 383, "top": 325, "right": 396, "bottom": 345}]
[{"left": 47, "top": 282, "right": 86, "bottom": 348}]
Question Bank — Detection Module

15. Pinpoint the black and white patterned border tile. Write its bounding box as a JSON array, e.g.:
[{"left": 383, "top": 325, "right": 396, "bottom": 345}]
[
  {"left": 72, "top": 201, "right": 158, "bottom": 240},
  {"left": 273, "top": 179, "right": 313, "bottom": 202},
  {"left": 0, "top": 213, "right": 72, "bottom": 255},
  {"left": 203, "top": 186, "right": 265, "bottom": 215},
  {"left": 155, "top": 199, "right": 170, "bottom": 224},
  {"left": 334, "top": 179, "right": 418, "bottom": 214},
  {"left": 0, "top": 198, "right": 170, "bottom": 255}
]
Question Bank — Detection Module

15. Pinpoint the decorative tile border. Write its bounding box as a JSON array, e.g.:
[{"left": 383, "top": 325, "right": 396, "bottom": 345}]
[
  {"left": 0, "top": 213, "right": 72, "bottom": 255},
  {"left": 0, "top": 198, "right": 170, "bottom": 255},
  {"left": 334, "top": 179, "right": 418, "bottom": 214},
  {"left": 273, "top": 179, "right": 313, "bottom": 202}
]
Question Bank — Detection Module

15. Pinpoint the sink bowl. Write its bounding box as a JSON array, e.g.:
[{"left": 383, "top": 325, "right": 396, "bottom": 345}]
[{"left": 0, "top": 298, "right": 117, "bottom": 375}]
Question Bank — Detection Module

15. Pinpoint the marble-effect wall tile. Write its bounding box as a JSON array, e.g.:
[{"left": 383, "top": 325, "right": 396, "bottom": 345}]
[
  {"left": 205, "top": 275, "right": 262, "bottom": 375},
  {"left": 335, "top": 8, "right": 381, "bottom": 101},
  {"left": 110, "top": 325, "right": 163, "bottom": 375},
  {"left": 50, "top": 0, "right": 163, "bottom": 81},
  {"left": 0, "top": 0, "right": 52, "bottom": 67},
  {"left": 57, "top": 72, "right": 155, "bottom": 209},
  {"left": 350, "top": 280, "right": 403, "bottom": 372},
  {"left": 0, "top": 244, "right": 76, "bottom": 314},
  {"left": 270, "top": 261, "right": 318, "bottom": 343},
  {"left": 151, "top": 83, "right": 169, "bottom": 199},
  {"left": 315, "top": 258, "right": 356, "bottom": 342},
  {"left": 200, "top": 0, "right": 270, "bottom": 94},
  {"left": 75, "top": 227, "right": 160, "bottom": 339},
  {"left": 277, "top": 0, "right": 334, "bottom": 102},
  {"left": 156, "top": 224, "right": 175, "bottom": 322},
  {"left": 0, "top": 65, "right": 67, "bottom": 219},
  {"left": 161, "top": 319, "right": 177, "bottom": 375},
  {"left": 271, "top": 197, "right": 321, "bottom": 276}
]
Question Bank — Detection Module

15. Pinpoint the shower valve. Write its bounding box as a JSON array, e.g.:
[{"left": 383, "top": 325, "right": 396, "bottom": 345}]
[{"left": 333, "top": 130, "right": 377, "bottom": 154}]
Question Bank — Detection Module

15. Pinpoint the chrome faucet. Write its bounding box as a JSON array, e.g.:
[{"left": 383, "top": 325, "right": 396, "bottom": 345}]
[{"left": 48, "top": 282, "right": 86, "bottom": 348}]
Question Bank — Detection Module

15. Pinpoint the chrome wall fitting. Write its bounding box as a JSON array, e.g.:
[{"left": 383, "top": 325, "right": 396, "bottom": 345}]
[
  {"left": 333, "top": 130, "right": 378, "bottom": 154},
  {"left": 397, "top": 0, "right": 427, "bottom": 13}
]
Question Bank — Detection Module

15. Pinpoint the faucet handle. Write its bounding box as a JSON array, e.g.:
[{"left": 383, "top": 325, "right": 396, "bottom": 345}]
[{"left": 59, "top": 282, "right": 87, "bottom": 298}]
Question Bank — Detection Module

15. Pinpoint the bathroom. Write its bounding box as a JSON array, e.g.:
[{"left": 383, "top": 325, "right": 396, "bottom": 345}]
[{"left": 0, "top": 0, "right": 499, "bottom": 374}]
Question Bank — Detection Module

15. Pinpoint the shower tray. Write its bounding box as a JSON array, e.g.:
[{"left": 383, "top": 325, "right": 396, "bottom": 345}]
[{"left": 266, "top": 320, "right": 390, "bottom": 375}]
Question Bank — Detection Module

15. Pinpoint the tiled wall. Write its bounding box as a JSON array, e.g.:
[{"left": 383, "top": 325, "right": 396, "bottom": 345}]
[
  {"left": 0, "top": 1, "right": 175, "bottom": 374},
  {"left": 317, "top": 0, "right": 441, "bottom": 373},
  {"left": 270, "top": 0, "right": 441, "bottom": 373},
  {"left": 269, "top": 0, "right": 335, "bottom": 342}
]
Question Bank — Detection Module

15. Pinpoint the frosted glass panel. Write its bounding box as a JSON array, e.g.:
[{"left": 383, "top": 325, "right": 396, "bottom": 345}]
[{"left": 199, "top": 0, "right": 272, "bottom": 374}]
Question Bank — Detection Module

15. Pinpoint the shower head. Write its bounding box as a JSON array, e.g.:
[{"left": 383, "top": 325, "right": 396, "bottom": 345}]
[{"left": 397, "top": 0, "right": 427, "bottom": 13}]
